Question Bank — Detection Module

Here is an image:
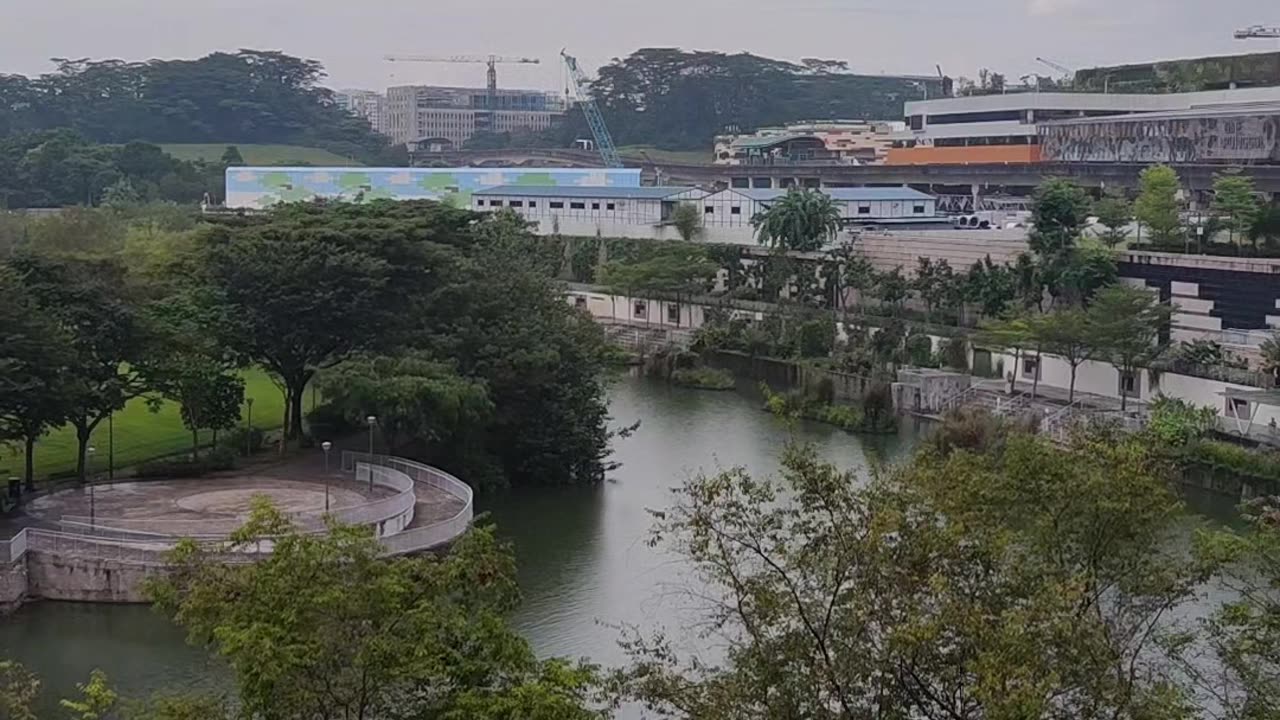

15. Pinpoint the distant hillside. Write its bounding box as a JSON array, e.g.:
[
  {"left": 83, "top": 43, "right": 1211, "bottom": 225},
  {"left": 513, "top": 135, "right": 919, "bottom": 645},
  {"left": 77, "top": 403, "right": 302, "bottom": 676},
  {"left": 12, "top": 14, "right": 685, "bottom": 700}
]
[{"left": 162, "top": 144, "right": 364, "bottom": 167}]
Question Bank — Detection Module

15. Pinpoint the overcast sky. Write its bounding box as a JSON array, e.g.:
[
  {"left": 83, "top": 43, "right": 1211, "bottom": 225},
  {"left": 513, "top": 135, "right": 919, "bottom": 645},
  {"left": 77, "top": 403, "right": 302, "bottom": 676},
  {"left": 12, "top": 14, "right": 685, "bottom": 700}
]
[{"left": 2, "top": 0, "right": 1277, "bottom": 91}]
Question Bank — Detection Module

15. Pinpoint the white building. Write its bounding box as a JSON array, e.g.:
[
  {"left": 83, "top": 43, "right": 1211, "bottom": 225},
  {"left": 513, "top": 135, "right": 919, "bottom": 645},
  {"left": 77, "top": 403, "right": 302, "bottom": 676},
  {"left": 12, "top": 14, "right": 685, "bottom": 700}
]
[
  {"left": 334, "top": 89, "right": 388, "bottom": 135},
  {"left": 699, "top": 187, "right": 943, "bottom": 228},
  {"left": 472, "top": 186, "right": 709, "bottom": 239}
]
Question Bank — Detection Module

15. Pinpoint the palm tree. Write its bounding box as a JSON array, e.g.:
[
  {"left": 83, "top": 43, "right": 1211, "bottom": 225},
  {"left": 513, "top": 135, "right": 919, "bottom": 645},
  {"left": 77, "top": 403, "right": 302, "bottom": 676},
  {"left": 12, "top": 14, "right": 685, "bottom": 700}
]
[{"left": 751, "top": 189, "right": 843, "bottom": 253}]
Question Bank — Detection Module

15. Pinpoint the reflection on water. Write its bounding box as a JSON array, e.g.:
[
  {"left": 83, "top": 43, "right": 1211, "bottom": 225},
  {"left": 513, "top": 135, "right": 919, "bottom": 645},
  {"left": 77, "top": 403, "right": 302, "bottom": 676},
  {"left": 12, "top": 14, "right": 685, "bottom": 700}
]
[{"left": 0, "top": 374, "right": 1243, "bottom": 711}]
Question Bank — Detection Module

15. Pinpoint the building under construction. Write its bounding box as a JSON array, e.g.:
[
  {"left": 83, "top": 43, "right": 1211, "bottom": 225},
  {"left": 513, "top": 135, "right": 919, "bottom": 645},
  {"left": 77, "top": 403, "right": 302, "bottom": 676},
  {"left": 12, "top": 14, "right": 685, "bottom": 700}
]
[{"left": 383, "top": 85, "right": 566, "bottom": 148}]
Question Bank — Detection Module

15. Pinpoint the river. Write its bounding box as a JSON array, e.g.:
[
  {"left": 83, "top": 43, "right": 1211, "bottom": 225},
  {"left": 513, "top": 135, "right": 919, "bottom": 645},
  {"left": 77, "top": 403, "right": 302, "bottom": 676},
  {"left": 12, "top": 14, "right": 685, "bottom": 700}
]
[{"left": 0, "top": 374, "right": 1238, "bottom": 710}]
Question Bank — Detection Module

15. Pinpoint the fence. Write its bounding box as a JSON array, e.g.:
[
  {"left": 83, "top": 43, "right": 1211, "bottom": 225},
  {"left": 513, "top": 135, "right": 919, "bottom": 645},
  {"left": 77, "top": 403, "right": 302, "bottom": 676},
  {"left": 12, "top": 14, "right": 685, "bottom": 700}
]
[{"left": 0, "top": 455, "right": 473, "bottom": 564}]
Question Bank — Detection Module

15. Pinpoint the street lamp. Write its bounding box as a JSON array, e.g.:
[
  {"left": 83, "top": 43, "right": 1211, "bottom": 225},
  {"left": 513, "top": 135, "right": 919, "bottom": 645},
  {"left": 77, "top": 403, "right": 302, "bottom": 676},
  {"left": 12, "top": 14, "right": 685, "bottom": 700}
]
[
  {"left": 87, "top": 445, "right": 97, "bottom": 528},
  {"left": 321, "top": 441, "right": 332, "bottom": 512},
  {"left": 366, "top": 416, "right": 377, "bottom": 491},
  {"left": 244, "top": 398, "right": 255, "bottom": 456}
]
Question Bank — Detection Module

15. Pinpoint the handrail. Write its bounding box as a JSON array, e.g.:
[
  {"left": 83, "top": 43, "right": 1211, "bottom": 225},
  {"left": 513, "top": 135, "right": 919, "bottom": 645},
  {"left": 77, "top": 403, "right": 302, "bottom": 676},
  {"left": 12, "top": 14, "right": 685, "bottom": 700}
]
[
  {"left": 936, "top": 384, "right": 980, "bottom": 414},
  {"left": 0, "top": 455, "right": 473, "bottom": 564}
]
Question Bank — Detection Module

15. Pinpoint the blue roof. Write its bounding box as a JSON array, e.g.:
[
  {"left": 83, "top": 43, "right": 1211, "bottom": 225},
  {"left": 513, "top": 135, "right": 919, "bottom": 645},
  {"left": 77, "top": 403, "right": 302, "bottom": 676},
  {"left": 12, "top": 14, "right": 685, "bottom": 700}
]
[{"left": 473, "top": 185, "right": 701, "bottom": 199}]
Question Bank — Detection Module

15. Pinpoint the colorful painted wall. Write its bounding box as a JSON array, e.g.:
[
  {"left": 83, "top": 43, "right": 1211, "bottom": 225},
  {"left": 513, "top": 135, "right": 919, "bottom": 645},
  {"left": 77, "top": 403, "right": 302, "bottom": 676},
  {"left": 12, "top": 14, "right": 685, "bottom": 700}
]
[{"left": 224, "top": 167, "right": 642, "bottom": 209}]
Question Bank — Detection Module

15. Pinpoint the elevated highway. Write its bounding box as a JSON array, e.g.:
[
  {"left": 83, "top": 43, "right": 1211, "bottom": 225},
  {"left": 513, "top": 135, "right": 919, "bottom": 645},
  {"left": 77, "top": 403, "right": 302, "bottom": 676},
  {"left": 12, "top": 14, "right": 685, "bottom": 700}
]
[{"left": 413, "top": 149, "right": 1280, "bottom": 197}]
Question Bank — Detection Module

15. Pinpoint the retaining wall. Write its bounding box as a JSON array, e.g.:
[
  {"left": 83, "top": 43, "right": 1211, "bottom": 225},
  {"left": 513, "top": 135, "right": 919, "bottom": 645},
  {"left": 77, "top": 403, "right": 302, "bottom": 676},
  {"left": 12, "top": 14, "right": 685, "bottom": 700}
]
[
  {"left": 23, "top": 552, "right": 162, "bottom": 604},
  {"left": 1, "top": 560, "right": 26, "bottom": 613}
]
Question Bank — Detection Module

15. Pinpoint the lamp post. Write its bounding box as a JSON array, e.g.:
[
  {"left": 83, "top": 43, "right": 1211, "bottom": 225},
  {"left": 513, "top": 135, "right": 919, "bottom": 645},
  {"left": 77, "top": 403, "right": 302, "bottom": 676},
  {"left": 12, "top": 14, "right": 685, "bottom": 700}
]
[
  {"left": 321, "top": 441, "right": 332, "bottom": 512},
  {"left": 244, "top": 398, "right": 254, "bottom": 456},
  {"left": 366, "top": 416, "right": 377, "bottom": 491},
  {"left": 87, "top": 446, "right": 97, "bottom": 528}
]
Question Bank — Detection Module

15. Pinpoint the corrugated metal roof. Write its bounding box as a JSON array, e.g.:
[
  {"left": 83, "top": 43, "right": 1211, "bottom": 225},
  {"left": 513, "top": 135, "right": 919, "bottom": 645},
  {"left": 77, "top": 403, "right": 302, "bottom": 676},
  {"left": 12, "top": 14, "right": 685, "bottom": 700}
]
[
  {"left": 473, "top": 185, "right": 702, "bottom": 199},
  {"left": 720, "top": 187, "right": 934, "bottom": 202}
]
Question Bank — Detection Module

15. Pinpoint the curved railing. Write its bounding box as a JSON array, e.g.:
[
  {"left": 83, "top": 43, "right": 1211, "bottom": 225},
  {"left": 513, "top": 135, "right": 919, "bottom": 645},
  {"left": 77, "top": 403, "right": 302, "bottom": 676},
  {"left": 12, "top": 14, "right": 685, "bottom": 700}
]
[{"left": 0, "top": 455, "right": 473, "bottom": 564}]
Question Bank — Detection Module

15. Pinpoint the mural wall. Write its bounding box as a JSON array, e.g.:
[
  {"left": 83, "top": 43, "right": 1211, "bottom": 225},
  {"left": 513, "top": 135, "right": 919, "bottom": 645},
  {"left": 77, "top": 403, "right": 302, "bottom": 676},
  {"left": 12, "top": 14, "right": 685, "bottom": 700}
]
[
  {"left": 1040, "top": 113, "right": 1280, "bottom": 163},
  {"left": 224, "top": 167, "right": 642, "bottom": 209}
]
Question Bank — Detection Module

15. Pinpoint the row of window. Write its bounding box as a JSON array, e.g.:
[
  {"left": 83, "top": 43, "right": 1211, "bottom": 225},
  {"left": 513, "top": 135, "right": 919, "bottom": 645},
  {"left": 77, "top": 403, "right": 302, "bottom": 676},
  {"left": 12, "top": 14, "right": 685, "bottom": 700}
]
[{"left": 479, "top": 199, "right": 619, "bottom": 211}]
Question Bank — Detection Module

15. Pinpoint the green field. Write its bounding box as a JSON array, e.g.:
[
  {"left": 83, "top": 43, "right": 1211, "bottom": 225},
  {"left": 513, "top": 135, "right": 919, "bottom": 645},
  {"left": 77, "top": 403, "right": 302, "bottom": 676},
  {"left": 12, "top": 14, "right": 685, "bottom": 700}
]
[
  {"left": 0, "top": 370, "right": 298, "bottom": 481},
  {"left": 617, "top": 145, "right": 712, "bottom": 165},
  {"left": 160, "top": 143, "right": 364, "bottom": 167}
]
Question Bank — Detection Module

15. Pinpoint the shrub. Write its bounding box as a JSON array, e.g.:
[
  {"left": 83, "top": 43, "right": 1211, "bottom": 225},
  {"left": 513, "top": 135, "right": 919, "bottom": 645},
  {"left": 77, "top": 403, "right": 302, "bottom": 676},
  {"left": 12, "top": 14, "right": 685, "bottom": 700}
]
[
  {"left": 205, "top": 446, "right": 237, "bottom": 471},
  {"left": 940, "top": 337, "right": 969, "bottom": 372},
  {"left": 1187, "top": 439, "right": 1280, "bottom": 481},
  {"left": 220, "top": 426, "right": 266, "bottom": 457},
  {"left": 810, "top": 376, "right": 836, "bottom": 404},
  {"left": 670, "top": 367, "right": 735, "bottom": 391},
  {"left": 1146, "top": 396, "right": 1217, "bottom": 448},
  {"left": 306, "top": 403, "right": 359, "bottom": 441},
  {"left": 797, "top": 318, "right": 835, "bottom": 358},
  {"left": 905, "top": 333, "right": 934, "bottom": 367}
]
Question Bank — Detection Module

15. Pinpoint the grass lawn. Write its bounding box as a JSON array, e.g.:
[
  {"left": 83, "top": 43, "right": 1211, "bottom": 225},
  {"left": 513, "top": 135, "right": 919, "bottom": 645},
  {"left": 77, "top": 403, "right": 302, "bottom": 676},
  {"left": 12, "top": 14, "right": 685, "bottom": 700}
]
[
  {"left": 617, "top": 145, "right": 712, "bottom": 165},
  {"left": 159, "top": 143, "right": 364, "bottom": 167},
  {"left": 0, "top": 370, "right": 306, "bottom": 482}
]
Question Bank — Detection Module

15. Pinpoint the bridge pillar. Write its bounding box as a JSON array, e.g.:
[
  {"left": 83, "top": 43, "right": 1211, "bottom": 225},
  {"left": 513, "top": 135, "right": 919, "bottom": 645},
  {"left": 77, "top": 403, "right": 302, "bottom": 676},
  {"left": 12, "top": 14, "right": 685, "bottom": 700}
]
[{"left": 971, "top": 184, "right": 981, "bottom": 211}]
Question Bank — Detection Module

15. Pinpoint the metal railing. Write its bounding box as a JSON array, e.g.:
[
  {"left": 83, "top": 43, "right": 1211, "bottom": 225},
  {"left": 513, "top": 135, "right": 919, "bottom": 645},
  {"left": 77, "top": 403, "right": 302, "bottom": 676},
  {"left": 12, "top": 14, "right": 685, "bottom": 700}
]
[
  {"left": 0, "top": 455, "right": 472, "bottom": 564},
  {"left": 935, "top": 385, "right": 980, "bottom": 414}
]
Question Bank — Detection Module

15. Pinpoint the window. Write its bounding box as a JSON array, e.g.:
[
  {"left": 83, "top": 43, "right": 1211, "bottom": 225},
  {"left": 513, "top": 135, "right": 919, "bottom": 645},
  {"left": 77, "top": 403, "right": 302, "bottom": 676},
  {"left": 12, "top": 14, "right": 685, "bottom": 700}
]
[
  {"left": 570, "top": 202, "right": 586, "bottom": 210},
  {"left": 476, "top": 200, "right": 486, "bottom": 207},
  {"left": 730, "top": 206, "right": 742, "bottom": 215},
  {"left": 606, "top": 203, "right": 616, "bottom": 211},
  {"left": 1120, "top": 371, "right": 1140, "bottom": 399},
  {"left": 858, "top": 205, "right": 871, "bottom": 215},
  {"left": 633, "top": 300, "right": 648, "bottom": 319},
  {"left": 529, "top": 201, "right": 537, "bottom": 208},
  {"left": 704, "top": 206, "right": 715, "bottom": 214},
  {"left": 510, "top": 200, "right": 524, "bottom": 208},
  {"left": 667, "top": 303, "right": 681, "bottom": 324},
  {"left": 1022, "top": 357, "right": 1040, "bottom": 380},
  {"left": 591, "top": 202, "right": 601, "bottom": 210},
  {"left": 574, "top": 296, "right": 587, "bottom": 309},
  {"left": 913, "top": 204, "right": 926, "bottom": 214},
  {"left": 550, "top": 201, "right": 565, "bottom": 209},
  {"left": 490, "top": 200, "right": 503, "bottom": 207}
]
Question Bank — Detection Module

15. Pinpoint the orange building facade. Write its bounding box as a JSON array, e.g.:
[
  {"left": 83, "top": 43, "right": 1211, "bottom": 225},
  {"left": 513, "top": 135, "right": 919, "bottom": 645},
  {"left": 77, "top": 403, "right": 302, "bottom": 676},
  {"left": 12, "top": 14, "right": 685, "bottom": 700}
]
[{"left": 884, "top": 145, "right": 1043, "bottom": 165}]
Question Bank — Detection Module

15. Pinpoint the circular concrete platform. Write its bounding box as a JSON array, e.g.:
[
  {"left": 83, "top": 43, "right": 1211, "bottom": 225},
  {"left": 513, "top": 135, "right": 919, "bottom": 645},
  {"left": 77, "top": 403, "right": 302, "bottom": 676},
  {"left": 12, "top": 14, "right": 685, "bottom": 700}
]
[{"left": 24, "top": 476, "right": 388, "bottom": 536}]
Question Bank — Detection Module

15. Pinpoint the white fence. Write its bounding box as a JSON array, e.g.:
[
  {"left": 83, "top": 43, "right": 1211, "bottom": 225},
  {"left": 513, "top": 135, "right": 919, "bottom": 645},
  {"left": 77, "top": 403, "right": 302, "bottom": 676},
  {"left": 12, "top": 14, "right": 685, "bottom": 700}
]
[{"left": 0, "top": 455, "right": 472, "bottom": 565}]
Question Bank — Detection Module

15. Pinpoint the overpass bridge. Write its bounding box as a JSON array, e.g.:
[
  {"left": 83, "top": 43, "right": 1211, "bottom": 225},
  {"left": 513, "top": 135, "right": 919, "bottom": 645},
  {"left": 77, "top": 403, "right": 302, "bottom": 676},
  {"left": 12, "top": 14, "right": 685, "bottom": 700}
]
[{"left": 413, "top": 149, "right": 1280, "bottom": 198}]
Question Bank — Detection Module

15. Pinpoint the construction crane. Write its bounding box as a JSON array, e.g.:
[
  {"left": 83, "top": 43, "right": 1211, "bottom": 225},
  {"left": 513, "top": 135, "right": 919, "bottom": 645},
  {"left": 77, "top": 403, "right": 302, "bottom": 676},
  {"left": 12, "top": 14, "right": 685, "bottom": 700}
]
[
  {"left": 1235, "top": 25, "right": 1280, "bottom": 39},
  {"left": 384, "top": 54, "right": 540, "bottom": 99},
  {"left": 561, "top": 50, "right": 623, "bottom": 169},
  {"left": 1035, "top": 56, "right": 1075, "bottom": 77}
]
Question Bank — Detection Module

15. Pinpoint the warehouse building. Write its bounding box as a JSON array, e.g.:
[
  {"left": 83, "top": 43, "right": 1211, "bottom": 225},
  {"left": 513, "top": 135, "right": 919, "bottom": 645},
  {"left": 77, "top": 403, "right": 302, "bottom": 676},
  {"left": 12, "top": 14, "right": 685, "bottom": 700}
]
[
  {"left": 473, "top": 186, "right": 707, "bottom": 225},
  {"left": 698, "top": 187, "right": 944, "bottom": 228}
]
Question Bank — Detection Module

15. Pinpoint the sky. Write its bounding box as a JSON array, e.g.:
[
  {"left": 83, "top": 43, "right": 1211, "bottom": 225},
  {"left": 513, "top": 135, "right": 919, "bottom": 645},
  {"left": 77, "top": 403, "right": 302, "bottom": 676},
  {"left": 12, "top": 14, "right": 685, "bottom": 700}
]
[{"left": 1, "top": 0, "right": 1277, "bottom": 92}]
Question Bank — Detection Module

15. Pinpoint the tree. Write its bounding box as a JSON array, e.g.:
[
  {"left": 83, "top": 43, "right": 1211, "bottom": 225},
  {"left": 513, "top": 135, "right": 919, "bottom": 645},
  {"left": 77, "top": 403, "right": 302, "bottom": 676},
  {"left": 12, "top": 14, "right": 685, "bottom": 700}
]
[
  {"left": 1053, "top": 246, "right": 1118, "bottom": 307},
  {"left": 195, "top": 201, "right": 460, "bottom": 442},
  {"left": 0, "top": 267, "right": 76, "bottom": 489},
  {"left": 1032, "top": 307, "right": 1098, "bottom": 403},
  {"left": 873, "top": 266, "right": 909, "bottom": 311},
  {"left": 599, "top": 243, "right": 718, "bottom": 325},
  {"left": 219, "top": 145, "right": 245, "bottom": 167},
  {"left": 965, "top": 255, "right": 1017, "bottom": 320},
  {"left": 913, "top": 257, "right": 956, "bottom": 319},
  {"left": 1192, "top": 496, "right": 1280, "bottom": 718},
  {"left": 1012, "top": 252, "right": 1044, "bottom": 311},
  {"left": 620, "top": 434, "right": 1201, "bottom": 719},
  {"left": 1261, "top": 331, "right": 1280, "bottom": 385},
  {"left": 979, "top": 311, "right": 1041, "bottom": 396},
  {"left": 1248, "top": 205, "right": 1280, "bottom": 250},
  {"left": 1134, "top": 165, "right": 1183, "bottom": 244},
  {"left": 1212, "top": 172, "right": 1261, "bottom": 250},
  {"left": 0, "top": 660, "right": 39, "bottom": 720},
  {"left": 317, "top": 353, "right": 491, "bottom": 453},
  {"left": 148, "top": 503, "right": 602, "bottom": 720},
  {"left": 8, "top": 254, "right": 152, "bottom": 481},
  {"left": 1088, "top": 285, "right": 1174, "bottom": 411},
  {"left": 670, "top": 202, "right": 703, "bottom": 243},
  {"left": 1094, "top": 188, "right": 1133, "bottom": 247},
  {"left": 1028, "top": 178, "right": 1091, "bottom": 261},
  {"left": 752, "top": 189, "right": 842, "bottom": 253}
]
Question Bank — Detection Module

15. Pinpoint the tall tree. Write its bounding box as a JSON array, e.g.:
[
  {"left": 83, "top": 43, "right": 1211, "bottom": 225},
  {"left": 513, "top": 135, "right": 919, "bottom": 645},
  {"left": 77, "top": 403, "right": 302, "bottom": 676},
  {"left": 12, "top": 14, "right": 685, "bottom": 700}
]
[
  {"left": 0, "top": 267, "right": 76, "bottom": 489},
  {"left": 148, "top": 504, "right": 602, "bottom": 720},
  {"left": 1028, "top": 178, "right": 1091, "bottom": 261},
  {"left": 1134, "top": 165, "right": 1183, "bottom": 244},
  {"left": 8, "top": 254, "right": 152, "bottom": 481},
  {"left": 1211, "top": 172, "right": 1261, "bottom": 249},
  {"left": 979, "top": 311, "right": 1041, "bottom": 396},
  {"left": 1088, "top": 285, "right": 1173, "bottom": 411},
  {"left": 752, "top": 189, "right": 843, "bottom": 253},
  {"left": 195, "top": 201, "right": 464, "bottom": 441},
  {"left": 1032, "top": 307, "right": 1098, "bottom": 403},
  {"left": 1094, "top": 187, "right": 1133, "bottom": 247}
]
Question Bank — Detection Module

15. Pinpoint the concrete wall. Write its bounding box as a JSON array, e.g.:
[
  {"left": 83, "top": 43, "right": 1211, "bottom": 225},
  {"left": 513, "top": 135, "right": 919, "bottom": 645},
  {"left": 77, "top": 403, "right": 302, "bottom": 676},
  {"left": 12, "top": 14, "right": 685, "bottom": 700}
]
[
  {"left": 545, "top": 218, "right": 760, "bottom": 246},
  {"left": 23, "top": 552, "right": 163, "bottom": 604},
  {"left": 856, "top": 230, "right": 1031, "bottom": 274},
  {"left": 1, "top": 560, "right": 26, "bottom": 613}
]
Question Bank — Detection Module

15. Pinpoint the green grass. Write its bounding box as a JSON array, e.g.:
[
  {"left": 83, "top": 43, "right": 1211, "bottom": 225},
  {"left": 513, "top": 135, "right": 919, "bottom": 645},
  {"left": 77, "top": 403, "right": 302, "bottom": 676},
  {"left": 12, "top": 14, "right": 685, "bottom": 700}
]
[
  {"left": 0, "top": 370, "right": 295, "bottom": 481},
  {"left": 159, "top": 143, "right": 364, "bottom": 167},
  {"left": 617, "top": 145, "right": 711, "bottom": 165}
]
